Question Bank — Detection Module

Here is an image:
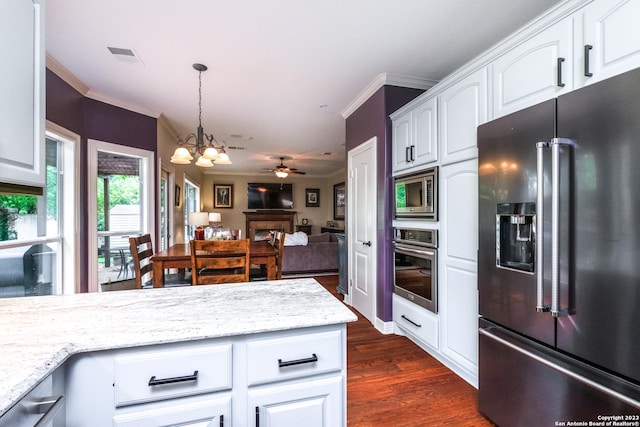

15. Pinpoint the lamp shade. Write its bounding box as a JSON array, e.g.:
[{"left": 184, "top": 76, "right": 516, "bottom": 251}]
[
  {"left": 188, "top": 212, "right": 209, "bottom": 226},
  {"left": 170, "top": 147, "right": 193, "bottom": 164},
  {"left": 208, "top": 212, "right": 221, "bottom": 223},
  {"left": 194, "top": 156, "right": 214, "bottom": 167}
]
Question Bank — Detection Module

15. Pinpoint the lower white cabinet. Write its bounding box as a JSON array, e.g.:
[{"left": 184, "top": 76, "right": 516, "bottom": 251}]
[
  {"left": 112, "top": 395, "right": 230, "bottom": 427},
  {"left": 249, "top": 376, "right": 343, "bottom": 427},
  {"left": 0, "top": 374, "right": 65, "bottom": 427},
  {"left": 64, "top": 324, "right": 347, "bottom": 426},
  {"left": 393, "top": 294, "right": 439, "bottom": 350}
]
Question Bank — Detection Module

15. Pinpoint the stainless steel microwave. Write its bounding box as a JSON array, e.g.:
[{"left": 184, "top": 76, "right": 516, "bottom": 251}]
[{"left": 394, "top": 167, "right": 438, "bottom": 220}]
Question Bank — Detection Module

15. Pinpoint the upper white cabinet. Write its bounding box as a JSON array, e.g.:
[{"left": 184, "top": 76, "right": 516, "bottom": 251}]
[
  {"left": 439, "top": 68, "right": 487, "bottom": 165},
  {"left": 0, "top": 0, "right": 46, "bottom": 188},
  {"left": 491, "top": 17, "right": 573, "bottom": 119},
  {"left": 577, "top": 0, "right": 640, "bottom": 86},
  {"left": 391, "top": 95, "right": 437, "bottom": 174}
]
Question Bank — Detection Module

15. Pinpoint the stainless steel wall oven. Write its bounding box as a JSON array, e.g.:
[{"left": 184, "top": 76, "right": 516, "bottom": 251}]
[{"left": 393, "top": 228, "right": 438, "bottom": 313}]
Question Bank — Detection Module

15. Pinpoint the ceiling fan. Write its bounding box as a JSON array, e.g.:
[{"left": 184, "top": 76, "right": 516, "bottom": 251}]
[{"left": 266, "top": 157, "right": 307, "bottom": 178}]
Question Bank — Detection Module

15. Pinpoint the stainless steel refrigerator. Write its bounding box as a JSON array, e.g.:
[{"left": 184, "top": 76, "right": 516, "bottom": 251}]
[{"left": 478, "top": 68, "right": 640, "bottom": 426}]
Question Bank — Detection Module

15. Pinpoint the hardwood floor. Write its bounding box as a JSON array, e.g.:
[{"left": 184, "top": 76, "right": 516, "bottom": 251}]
[{"left": 312, "top": 275, "right": 494, "bottom": 427}]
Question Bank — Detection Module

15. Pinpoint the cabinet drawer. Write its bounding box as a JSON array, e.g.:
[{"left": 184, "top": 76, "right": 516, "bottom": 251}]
[
  {"left": 247, "top": 329, "right": 343, "bottom": 386},
  {"left": 394, "top": 294, "right": 439, "bottom": 350},
  {"left": 114, "top": 343, "right": 232, "bottom": 407}
]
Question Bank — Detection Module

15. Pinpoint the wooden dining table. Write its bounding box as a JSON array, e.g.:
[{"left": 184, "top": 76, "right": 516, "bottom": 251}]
[{"left": 151, "top": 240, "right": 278, "bottom": 287}]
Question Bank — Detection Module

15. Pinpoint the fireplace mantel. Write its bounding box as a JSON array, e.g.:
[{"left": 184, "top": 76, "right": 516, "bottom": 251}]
[{"left": 244, "top": 211, "right": 296, "bottom": 241}]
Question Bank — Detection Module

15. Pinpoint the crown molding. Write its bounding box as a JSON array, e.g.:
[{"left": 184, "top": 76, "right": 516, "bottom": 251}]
[
  {"left": 46, "top": 53, "right": 159, "bottom": 118},
  {"left": 84, "top": 89, "right": 160, "bottom": 118},
  {"left": 341, "top": 73, "right": 438, "bottom": 119},
  {"left": 46, "top": 53, "right": 89, "bottom": 95},
  {"left": 158, "top": 113, "right": 179, "bottom": 138}
]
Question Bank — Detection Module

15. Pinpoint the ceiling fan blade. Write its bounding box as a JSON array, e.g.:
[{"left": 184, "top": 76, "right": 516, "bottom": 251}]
[{"left": 292, "top": 171, "right": 306, "bottom": 175}]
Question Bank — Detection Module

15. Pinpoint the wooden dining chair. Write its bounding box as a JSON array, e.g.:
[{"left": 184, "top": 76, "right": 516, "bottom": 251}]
[
  {"left": 270, "top": 231, "right": 286, "bottom": 279},
  {"left": 190, "top": 239, "right": 251, "bottom": 285},
  {"left": 129, "top": 234, "right": 190, "bottom": 289},
  {"left": 128, "top": 234, "right": 155, "bottom": 289}
]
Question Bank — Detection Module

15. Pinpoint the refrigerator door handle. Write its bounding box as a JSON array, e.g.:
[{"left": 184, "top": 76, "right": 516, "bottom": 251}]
[
  {"left": 536, "top": 141, "right": 550, "bottom": 312},
  {"left": 551, "top": 139, "right": 561, "bottom": 316},
  {"left": 479, "top": 327, "right": 640, "bottom": 410},
  {"left": 551, "top": 138, "right": 572, "bottom": 317}
]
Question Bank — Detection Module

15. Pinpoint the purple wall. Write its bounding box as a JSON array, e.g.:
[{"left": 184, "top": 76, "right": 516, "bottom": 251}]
[
  {"left": 345, "top": 85, "right": 424, "bottom": 322},
  {"left": 46, "top": 69, "right": 157, "bottom": 293}
]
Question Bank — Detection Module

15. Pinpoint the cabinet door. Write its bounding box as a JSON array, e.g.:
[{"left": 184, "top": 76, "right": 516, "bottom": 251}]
[
  {"left": 412, "top": 96, "right": 438, "bottom": 167},
  {"left": 491, "top": 17, "right": 573, "bottom": 119},
  {"left": 578, "top": 0, "right": 640, "bottom": 86},
  {"left": 440, "top": 159, "right": 479, "bottom": 386},
  {"left": 248, "top": 376, "right": 344, "bottom": 427},
  {"left": 0, "top": 0, "right": 45, "bottom": 187},
  {"left": 439, "top": 68, "right": 487, "bottom": 165},
  {"left": 112, "top": 395, "right": 231, "bottom": 427},
  {"left": 392, "top": 111, "right": 411, "bottom": 173}
]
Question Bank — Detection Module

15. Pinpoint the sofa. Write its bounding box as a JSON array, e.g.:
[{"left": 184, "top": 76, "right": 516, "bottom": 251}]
[{"left": 281, "top": 232, "right": 339, "bottom": 275}]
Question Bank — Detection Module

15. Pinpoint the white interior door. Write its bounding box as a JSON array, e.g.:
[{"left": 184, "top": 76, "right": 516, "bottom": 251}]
[{"left": 348, "top": 137, "right": 377, "bottom": 323}]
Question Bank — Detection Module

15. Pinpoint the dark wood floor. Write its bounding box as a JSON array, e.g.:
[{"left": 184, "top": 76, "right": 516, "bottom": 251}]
[{"left": 313, "top": 275, "right": 494, "bottom": 427}]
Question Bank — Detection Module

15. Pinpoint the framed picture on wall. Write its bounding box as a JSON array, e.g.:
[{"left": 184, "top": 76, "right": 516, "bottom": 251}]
[
  {"left": 333, "top": 182, "right": 345, "bottom": 220},
  {"left": 214, "top": 184, "right": 233, "bottom": 208},
  {"left": 306, "top": 188, "right": 320, "bottom": 207}
]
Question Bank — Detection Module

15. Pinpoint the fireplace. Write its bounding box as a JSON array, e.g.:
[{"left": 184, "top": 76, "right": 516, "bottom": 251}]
[{"left": 244, "top": 211, "right": 296, "bottom": 241}]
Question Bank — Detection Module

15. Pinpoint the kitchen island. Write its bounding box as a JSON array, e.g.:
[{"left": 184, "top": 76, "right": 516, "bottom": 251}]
[{"left": 0, "top": 278, "right": 357, "bottom": 426}]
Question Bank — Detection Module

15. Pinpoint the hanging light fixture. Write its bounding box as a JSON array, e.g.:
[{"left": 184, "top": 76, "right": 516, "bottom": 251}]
[{"left": 171, "top": 63, "right": 231, "bottom": 167}]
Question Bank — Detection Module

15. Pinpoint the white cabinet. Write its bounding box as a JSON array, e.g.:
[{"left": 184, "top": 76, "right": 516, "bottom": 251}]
[
  {"left": 112, "top": 395, "right": 230, "bottom": 427},
  {"left": 391, "top": 95, "right": 437, "bottom": 174},
  {"left": 439, "top": 68, "right": 487, "bottom": 165},
  {"left": 393, "top": 294, "right": 439, "bottom": 350},
  {"left": 0, "top": 374, "right": 65, "bottom": 427},
  {"left": 491, "top": 16, "right": 573, "bottom": 119},
  {"left": 249, "top": 376, "right": 343, "bottom": 426},
  {"left": 439, "top": 159, "right": 479, "bottom": 387},
  {"left": 64, "top": 324, "right": 347, "bottom": 426},
  {"left": 0, "top": 0, "right": 45, "bottom": 188},
  {"left": 577, "top": 0, "right": 640, "bottom": 86}
]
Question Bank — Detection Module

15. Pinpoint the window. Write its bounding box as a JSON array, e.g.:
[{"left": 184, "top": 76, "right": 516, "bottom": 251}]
[
  {"left": 0, "top": 128, "right": 78, "bottom": 297},
  {"left": 183, "top": 179, "right": 200, "bottom": 242},
  {"left": 88, "top": 140, "right": 154, "bottom": 292}
]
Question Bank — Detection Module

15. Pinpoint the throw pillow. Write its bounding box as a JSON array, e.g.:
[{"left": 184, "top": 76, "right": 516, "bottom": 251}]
[{"left": 283, "top": 231, "right": 309, "bottom": 246}]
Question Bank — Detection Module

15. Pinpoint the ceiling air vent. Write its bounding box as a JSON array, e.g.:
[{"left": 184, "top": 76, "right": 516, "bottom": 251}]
[{"left": 107, "top": 47, "right": 144, "bottom": 64}]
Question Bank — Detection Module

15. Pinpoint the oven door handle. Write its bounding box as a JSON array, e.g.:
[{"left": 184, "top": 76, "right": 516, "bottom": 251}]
[{"left": 393, "top": 244, "right": 435, "bottom": 258}]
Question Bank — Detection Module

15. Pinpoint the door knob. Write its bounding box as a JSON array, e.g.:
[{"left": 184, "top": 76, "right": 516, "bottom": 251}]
[{"left": 362, "top": 241, "right": 372, "bottom": 247}]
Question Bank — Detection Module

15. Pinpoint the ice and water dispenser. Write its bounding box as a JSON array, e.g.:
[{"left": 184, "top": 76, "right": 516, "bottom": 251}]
[{"left": 496, "top": 202, "right": 535, "bottom": 273}]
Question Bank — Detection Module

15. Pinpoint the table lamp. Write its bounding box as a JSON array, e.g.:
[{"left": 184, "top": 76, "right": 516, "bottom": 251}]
[
  {"left": 208, "top": 212, "right": 222, "bottom": 239},
  {"left": 188, "top": 212, "right": 209, "bottom": 240}
]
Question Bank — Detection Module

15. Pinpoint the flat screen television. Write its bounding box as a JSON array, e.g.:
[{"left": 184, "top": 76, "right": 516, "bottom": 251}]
[{"left": 247, "top": 183, "right": 294, "bottom": 209}]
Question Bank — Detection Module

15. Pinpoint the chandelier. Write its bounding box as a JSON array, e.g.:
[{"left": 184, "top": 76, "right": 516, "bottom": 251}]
[{"left": 170, "top": 63, "right": 231, "bottom": 167}]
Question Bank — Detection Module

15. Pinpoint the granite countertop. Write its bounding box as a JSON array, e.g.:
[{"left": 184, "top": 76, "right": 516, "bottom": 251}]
[{"left": 0, "top": 278, "right": 357, "bottom": 417}]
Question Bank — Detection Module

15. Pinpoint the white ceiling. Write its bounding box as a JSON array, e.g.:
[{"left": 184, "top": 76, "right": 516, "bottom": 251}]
[{"left": 46, "top": 0, "right": 563, "bottom": 177}]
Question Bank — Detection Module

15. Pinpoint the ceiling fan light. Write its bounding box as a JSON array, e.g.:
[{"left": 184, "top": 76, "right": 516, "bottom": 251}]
[
  {"left": 275, "top": 170, "right": 289, "bottom": 178},
  {"left": 171, "top": 147, "right": 193, "bottom": 164},
  {"left": 202, "top": 146, "right": 219, "bottom": 159},
  {"left": 195, "top": 156, "right": 214, "bottom": 167}
]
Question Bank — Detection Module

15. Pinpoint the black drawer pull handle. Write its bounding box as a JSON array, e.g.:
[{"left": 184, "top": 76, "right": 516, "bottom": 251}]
[
  {"left": 401, "top": 314, "right": 422, "bottom": 328},
  {"left": 278, "top": 353, "right": 318, "bottom": 368},
  {"left": 584, "top": 44, "right": 593, "bottom": 77},
  {"left": 148, "top": 370, "right": 198, "bottom": 386},
  {"left": 557, "top": 57, "right": 565, "bottom": 87}
]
